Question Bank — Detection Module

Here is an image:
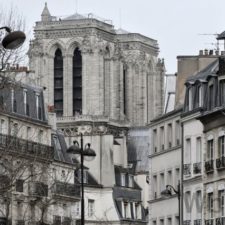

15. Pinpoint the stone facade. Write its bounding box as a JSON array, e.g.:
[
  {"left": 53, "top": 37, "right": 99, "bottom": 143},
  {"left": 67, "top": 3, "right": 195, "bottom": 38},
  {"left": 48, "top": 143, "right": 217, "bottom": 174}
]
[{"left": 28, "top": 4, "right": 164, "bottom": 127}]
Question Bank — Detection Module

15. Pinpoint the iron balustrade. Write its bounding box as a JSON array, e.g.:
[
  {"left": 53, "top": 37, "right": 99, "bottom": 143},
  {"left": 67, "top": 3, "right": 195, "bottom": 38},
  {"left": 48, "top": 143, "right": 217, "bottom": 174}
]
[
  {"left": 193, "top": 162, "right": 202, "bottom": 174},
  {"left": 194, "top": 219, "right": 201, "bottom": 225},
  {"left": 205, "top": 219, "right": 214, "bottom": 225},
  {"left": 184, "top": 220, "right": 191, "bottom": 225},
  {"left": 205, "top": 160, "right": 214, "bottom": 173},
  {"left": 216, "top": 156, "right": 225, "bottom": 169},
  {"left": 183, "top": 164, "right": 191, "bottom": 175},
  {"left": 53, "top": 181, "right": 80, "bottom": 199},
  {"left": 0, "top": 133, "right": 54, "bottom": 160},
  {"left": 29, "top": 181, "right": 48, "bottom": 197},
  {"left": 216, "top": 217, "right": 225, "bottom": 225}
]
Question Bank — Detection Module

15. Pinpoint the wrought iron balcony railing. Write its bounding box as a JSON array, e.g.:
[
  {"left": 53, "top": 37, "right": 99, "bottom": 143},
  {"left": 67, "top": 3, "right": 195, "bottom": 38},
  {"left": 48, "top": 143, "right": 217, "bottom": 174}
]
[
  {"left": 184, "top": 220, "right": 191, "bottom": 225},
  {"left": 205, "top": 219, "right": 214, "bottom": 225},
  {"left": 193, "top": 162, "right": 202, "bottom": 174},
  {"left": 53, "top": 181, "right": 80, "bottom": 199},
  {"left": 205, "top": 160, "right": 214, "bottom": 173},
  {"left": 216, "top": 217, "right": 225, "bottom": 225},
  {"left": 194, "top": 219, "right": 201, "bottom": 225},
  {"left": 184, "top": 164, "right": 191, "bottom": 176},
  {"left": 0, "top": 133, "right": 54, "bottom": 160},
  {"left": 216, "top": 156, "right": 225, "bottom": 170},
  {"left": 29, "top": 181, "right": 48, "bottom": 197}
]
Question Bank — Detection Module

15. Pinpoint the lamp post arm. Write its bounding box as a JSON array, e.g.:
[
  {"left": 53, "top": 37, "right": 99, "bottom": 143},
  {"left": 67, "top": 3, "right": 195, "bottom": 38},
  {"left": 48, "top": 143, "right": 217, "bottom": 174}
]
[{"left": 0, "top": 27, "right": 11, "bottom": 33}]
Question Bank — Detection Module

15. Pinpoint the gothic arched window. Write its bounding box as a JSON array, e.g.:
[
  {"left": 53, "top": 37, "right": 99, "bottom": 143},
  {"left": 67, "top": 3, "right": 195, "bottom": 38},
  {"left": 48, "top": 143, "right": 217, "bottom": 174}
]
[
  {"left": 73, "top": 47, "right": 82, "bottom": 115},
  {"left": 54, "top": 48, "right": 63, "bottom": 116}
]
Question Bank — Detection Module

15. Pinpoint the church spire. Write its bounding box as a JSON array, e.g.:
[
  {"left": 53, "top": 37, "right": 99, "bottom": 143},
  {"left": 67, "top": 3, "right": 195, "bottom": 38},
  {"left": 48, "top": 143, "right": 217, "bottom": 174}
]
[{"left": 41, "top": 2, "right": 51, "bottom": 22}]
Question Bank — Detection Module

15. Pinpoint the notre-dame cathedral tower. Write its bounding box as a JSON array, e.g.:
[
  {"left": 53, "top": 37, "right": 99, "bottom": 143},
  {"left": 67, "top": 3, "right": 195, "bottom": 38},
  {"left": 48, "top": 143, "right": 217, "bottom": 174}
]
[{"left": 29, "top": 3, "right": 164, "bottom": 127}]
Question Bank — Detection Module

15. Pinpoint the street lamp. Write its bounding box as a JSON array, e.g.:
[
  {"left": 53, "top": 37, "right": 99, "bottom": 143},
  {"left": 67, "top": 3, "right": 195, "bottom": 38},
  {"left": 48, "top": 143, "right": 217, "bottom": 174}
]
[
  {"left": 161, "top": 181, "right": 181, "bottom": 225},
  {"left": 0, "top": 26, "right": 26, "bottom": 50},
  {"left": 67, "top": 133, "right": 96, "bottom": 225}
]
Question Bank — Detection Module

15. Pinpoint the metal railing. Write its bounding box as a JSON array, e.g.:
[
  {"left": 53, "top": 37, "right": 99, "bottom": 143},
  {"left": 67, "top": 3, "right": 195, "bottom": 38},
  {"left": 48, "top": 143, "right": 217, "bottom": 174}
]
[
  {"left": 53, "top": 181, "right": 80, "bottom": 199},
  {"left": 193, "top": 162, "right": 202, "bottom": 174},
  {"left": 216, "top": 156, "right": 225, "bottom": 169},
  {"left": 29, "top": 181, "right": 48, "bottom": 197},
  {"left": 0, "top": 133, "right": 54, "bottom": 160},
  {"left": 183, "top": 164, "right": 191, "bottom": 175},
  {"left": 184, "top": 220, "right": 191, "bottom": 225},
  {"left": 205, "top": 219, "right": 214, "bottom": 225},
  {"left": 205, "top": 160, "right": 214, "bottom": 173},
  {"left": 194, "top": 219, "right": 201, "bottom": 225},
  {"left": 216, "top": 217, "right": 225, "bottom": 225}
]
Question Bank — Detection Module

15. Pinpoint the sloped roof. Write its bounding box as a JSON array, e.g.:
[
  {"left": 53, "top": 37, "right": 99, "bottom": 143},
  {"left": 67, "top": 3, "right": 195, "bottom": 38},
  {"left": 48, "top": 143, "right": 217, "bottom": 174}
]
[
  {"left": 217, "top": 31, "right": 225, "bottom": 40},
  {"left": 116, "top": 28, "right": 129, "bottom": 34},
  {"left": 185, "top": 59, "right": 218, "bottom": 84}
]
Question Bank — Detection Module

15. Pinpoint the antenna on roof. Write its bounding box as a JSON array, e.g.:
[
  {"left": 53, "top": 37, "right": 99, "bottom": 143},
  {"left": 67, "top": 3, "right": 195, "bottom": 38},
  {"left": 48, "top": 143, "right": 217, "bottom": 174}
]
[{"left": 198, "top": 33, "right": 220, "bottom": 51}]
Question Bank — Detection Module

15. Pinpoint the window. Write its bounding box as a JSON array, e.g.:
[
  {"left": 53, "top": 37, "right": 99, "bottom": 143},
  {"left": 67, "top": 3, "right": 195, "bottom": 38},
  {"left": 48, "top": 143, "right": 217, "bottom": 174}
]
[
  {"left": 167, "top": 123, "right": 172, "bottom": 148},
  {"left": 75, "top": 202, "right": 80, "bottom": 216},
  {"left": 121, "top": 173, "right": 126, "bottom": 186},
  {"left": 167, "top": 218, "right": 172, "bottom": 225},
  {"left": 73, "top": 47, "right": 82, "bottom": 115},
  {"left": 167, "top": 170, "right": 172, "bottom": 186},
  {"left": 78, "top": 170, "right": 88, "bottom": 184},
  {"left": 88, "top": 199, "right": 94, "bottom": 217},
  {"left": 23, "top": 89, "right": 29, "bottom": 116},
  {"left": 220, "top": 79, "right": 225, "bottom": 105},
  {"left": 160, "top": 173, "right": 165, "bottom": 192},
  {"left": 153, "top": 175, "right": 157, "bottom": 199},
  {"left": 153, "top": 220, "right": 157, "bottom": 225},
  {"left": 185, "top": 138, "right": 191, "bottom": 164},
  {"left": 219, "top": 136, "right": 225, "bottom": 157},
  {"left": 185, "top": 191, "right": 191, "bottom": 220},
  {"left": 160, "top": 126, "right": 165, "bottom": 150},
  {"left": 38, "top": 130, "right": 43, "bottom": 144},
  {"left": 196, "top": 137, "right": 202, "bottom": 162},
  {"left": 219, "top": 190, "right": 225, "bottom": 217},
  {"left": 175, "top": 120, "right": 180, "bottom": 145},
  {"left": 208, "top": 85, "right": 214, "bottom": 110},
  {"left": 12, "top": 123, "right": 18, "bottom": 136},
  {"left": 0, "top": 119, "right": 5, "bottom": 134},
  {"left": 134, "top": 202, "right": 141, "bottom": 219},
  {"left": 128, "top": 175, "right": 134, "bottom": 188},
  {"left": 54, "top": 48, "right": 64, "bottom": 116},
  {"left": 16, "top": 179, "right": 24, "bottom": 192},
  {"left": 208, "top": 193, "right": 214, "bottom": 219},
  {"left": 123, "top": 201, "right": 131, "bottom": 218},
  {"left": 26, "top": 127, "right": 31, "bottom": 140},
  {"left": 186, "top": 87, "right": 192, "bottom": 111},
  {"left": 11, "top": 89, "right": 17, "bottom": 112},
  {"left": 175, "top": 168, "right": 180, "bottom": 186},
  {"left": 160, "top": 219, "right": 164, "bottom": 225},
  {"left": 53, "top": 215, "right": 61, "bottom": 225},
  {"left": 196, "top": 85, "right": 202, "bottom": 107},
  {"left": 196, "top": 191, "right": 202, "bottom": 219},
  {"left": 153, "top": 129, "right": 157, "bottom": 153},
  {"left": 36, "top": 94, "right": 42, "bottom": 120},
  {"left": 207, "top": 140, "right": 214, "bottom": 160}
]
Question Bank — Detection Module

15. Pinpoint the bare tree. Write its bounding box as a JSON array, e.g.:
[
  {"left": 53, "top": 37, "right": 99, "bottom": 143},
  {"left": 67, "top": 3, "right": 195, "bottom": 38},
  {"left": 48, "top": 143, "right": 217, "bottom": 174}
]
[{"left": 0, "top": 4, "right": 27, "bottom": 72}]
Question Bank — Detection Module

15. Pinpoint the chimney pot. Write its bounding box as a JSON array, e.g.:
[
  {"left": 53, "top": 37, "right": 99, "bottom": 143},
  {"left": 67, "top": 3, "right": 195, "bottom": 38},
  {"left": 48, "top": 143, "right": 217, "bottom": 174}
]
[
  {"left": 204, "top": 49, "right": 208, "bottom": 55},
  {"left": 199, "top": 50, "right": 203, "bottom": 55}
]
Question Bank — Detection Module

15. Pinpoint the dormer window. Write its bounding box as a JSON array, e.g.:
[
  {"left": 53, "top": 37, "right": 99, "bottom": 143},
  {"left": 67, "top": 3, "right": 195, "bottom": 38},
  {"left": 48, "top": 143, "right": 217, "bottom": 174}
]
[
  {"left": 220, "top": 79, "right": 225, "bottom": 105},
  {"left": 186, "top": 87, "right": 192, "bottom": 111},
  {"left": 128, "top": 175, "right": 134, "bottom": 188},
  {"left": 196, "top": 85, "right": 202, "bottom": 108},
  {"left": 208, "top": 85, "right": 214, "bottom": 110},
  {"left": 23, "top": 89, "right": 29, "bottom": 116},
  {"left": 121, "top": 173, "right": 126, "bottom": 187}
]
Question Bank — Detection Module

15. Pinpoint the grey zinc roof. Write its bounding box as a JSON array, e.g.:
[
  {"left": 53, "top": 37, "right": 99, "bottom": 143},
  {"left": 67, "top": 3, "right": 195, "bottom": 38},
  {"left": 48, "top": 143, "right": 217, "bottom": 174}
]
[
  {"left": 185, "top": 59, "right": 218, "bottom": 84},
  {"left": 127, "top": 128, "right": 150, "bottom": 174},
  {"left": 217, "top": 31, "right": 225, "bottom": 40}
]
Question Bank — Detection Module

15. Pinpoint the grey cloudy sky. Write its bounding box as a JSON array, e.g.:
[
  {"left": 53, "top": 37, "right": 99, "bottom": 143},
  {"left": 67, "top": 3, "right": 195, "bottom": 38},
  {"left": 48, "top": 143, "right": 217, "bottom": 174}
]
[{"left": 2, "top": 0, "right": 225, "bottom": 73}]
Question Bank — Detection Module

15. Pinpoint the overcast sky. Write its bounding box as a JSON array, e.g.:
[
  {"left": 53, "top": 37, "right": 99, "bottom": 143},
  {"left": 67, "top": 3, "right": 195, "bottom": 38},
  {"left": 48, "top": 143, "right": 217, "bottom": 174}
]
[{"left": 1, "top": 0, "right": 225, "bottom": 73}]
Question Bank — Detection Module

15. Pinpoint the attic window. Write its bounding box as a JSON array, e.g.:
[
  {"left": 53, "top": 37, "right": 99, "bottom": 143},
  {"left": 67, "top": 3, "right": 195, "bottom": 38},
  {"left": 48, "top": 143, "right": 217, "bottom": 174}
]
[
  {"left": 121, "top": 173, "right": 126, "bottom": 187},
  {"left": 196, "top": 85, "right": 202, "bottom": 108},
  {"left": 220, "top": 79, "right": 225, "bottom": 105},
  {"left": 208, "top": 85, "right": 214, "bottom": 110},
  {"left": 186, "top": 87, "right": 192, "bottom": 111}
]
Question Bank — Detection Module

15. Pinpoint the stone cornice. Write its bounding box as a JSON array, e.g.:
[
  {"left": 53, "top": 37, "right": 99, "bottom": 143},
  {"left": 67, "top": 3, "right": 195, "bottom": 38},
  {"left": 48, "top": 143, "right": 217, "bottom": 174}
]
[{"left": 148, "top": 145, "right": 181, "bottom": 158}]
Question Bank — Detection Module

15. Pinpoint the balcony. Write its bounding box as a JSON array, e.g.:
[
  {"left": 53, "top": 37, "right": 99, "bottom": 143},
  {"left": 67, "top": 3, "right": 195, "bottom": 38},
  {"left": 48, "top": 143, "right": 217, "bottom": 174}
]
[
  {"left": 205, "top": 219, "right": 214, "bottom": 225},
  {"left": 194, "top": 219, "right": 201, "bottom": 225},
  {"left": 29, "top": 182, "right": 48, "bottom": 197},
  {"left": 52, "top": 181, "right": 80, "bottom": 200},
  {"left": 205, "top": 160, "right": 214, "bottom": 173},
  {"left": 184, "top": 220, "right": 191, "bottom": 225},
  {"left": 216, "top": 156, "right": 225, "bottom": 170},
  {"left": 183, "top": 164, "right": 191, "bottom": 176},
  {"left": 193, "top": 162, "right": 202, "bottom": 174},
  {"left": 0, "top": 133, "right": 54, "bottom": 160},
  {"left": 216, "top": 217, "right": 225, "bottom": 225}
]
